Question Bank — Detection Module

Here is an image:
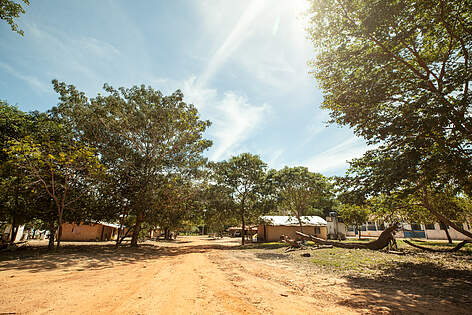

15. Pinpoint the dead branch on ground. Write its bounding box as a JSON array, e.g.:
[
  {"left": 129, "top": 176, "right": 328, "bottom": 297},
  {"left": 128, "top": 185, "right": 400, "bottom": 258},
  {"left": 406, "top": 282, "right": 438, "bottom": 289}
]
[
  {"left": 403, "top": 239, "right": 470, "bottom": 252},
  {"left": 295, "top": 223, "right": 400, "bottom": 251}
]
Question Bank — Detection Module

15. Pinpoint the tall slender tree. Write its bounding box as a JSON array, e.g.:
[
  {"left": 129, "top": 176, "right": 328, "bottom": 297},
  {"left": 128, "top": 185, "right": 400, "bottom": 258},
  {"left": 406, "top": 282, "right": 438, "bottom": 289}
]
[
  {"left": 268, "top": 166, "right": 333, "bottom": 233},
  {"left": 212, "top": 153, "right": 270, "bottom": 245}
]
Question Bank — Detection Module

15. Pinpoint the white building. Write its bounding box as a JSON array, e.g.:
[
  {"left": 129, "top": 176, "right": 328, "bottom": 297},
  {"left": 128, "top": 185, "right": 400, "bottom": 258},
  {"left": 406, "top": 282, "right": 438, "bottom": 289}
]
[{"left": 345, "top": 221, "right": 472, "bottom": 241}]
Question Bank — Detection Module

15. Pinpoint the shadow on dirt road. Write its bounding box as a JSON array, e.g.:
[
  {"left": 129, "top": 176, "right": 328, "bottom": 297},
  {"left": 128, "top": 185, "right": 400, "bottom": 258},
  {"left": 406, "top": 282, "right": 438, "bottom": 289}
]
[{"left": 0, "top": 240, "right": 239, "bottom": 273}]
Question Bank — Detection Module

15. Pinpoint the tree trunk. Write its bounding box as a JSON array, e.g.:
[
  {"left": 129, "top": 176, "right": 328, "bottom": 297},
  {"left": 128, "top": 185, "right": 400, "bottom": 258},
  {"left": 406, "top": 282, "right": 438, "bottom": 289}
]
[
  {"left": 116, "top": 223, "right": 122, "bottom": 245},
  {"left": 56, "top": 216, "right": 63, "bottom": 248},
  {"left": 281, "top": 235, "right": 302, "bottom": 248},
  {"left": 404, "top": 239, "right": 470, "bottom": 252},
  {"left": 358, "top": 226, "right": 361, "bottom": 240},
  {"left": 10, "top": 215, "right": 17, "bottom": 244},
  {"left": 131, "top": 210, "right": 143, "bottom": 247},
  {"left": 164, "top": 227, "right": 170, "bottom": 240},
  {"left": 116, "top": 225, "right": 133, "bottom": 246},
  {"left": 298, "top": 216, "right": 303, "bottom": 234},
  {"left": 241, "top": 213, "right": 245, "bottom": 246},
  {"left": 48, "top": 221, "right": 55, "bottom": 250},
  {"left": 423, "top": 193, "right": 472, "bottom": 239},
  {"left": 100, "top": 225, "right": 105, "bottom": 241},
  {"left": 11, "top": 174, "right": 20, "bottom": 244},
  {"left": 116, "top": 213, "right": 128, "bottom": 245},
  {"left": 296, "top": 223, "right": 399, "bottom": 250},
  {"left": 443, "top": 225, "right": 453, "bottom": 244}
]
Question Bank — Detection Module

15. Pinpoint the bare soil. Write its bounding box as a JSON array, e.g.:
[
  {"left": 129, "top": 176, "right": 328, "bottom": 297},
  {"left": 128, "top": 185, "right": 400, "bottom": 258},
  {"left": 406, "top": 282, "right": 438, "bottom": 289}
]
[{"left": 1, "top": 236, "right": 470, "bottom": 314}]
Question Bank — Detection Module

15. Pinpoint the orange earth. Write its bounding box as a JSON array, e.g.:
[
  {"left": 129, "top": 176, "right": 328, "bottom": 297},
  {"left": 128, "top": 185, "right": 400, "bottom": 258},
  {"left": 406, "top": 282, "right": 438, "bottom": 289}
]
[{"left": 0, "top": 236, "right": 468, "bottom": 314}]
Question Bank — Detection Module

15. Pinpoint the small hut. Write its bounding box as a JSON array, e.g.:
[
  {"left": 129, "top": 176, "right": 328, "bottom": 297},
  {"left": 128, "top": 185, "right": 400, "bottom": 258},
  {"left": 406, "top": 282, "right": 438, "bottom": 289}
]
[
  {"left": 257, "top": 216, "right": 327, "bottom": 242},
  {"left": 60, "top": 222, "right": 120, "bottom": 241}
]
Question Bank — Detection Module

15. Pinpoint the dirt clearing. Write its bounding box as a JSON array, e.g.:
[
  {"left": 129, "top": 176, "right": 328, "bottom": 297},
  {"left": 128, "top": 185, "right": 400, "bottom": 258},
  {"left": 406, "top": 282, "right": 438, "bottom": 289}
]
[{"left": 1, "top": 236, "right": 470, "bottom": 314}]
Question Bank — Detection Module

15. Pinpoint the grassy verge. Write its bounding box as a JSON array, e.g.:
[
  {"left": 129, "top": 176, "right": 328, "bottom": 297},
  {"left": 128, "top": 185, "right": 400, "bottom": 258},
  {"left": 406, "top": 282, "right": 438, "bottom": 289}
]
[{"left": 243, "top": 239, "right": 472, "bottom": 276}]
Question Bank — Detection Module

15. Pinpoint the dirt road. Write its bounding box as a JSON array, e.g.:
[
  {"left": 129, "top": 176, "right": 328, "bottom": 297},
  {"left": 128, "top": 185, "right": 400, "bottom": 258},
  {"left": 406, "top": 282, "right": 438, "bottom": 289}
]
[{"left": 0, "top": 236, "right": 466, "bottom": 314}]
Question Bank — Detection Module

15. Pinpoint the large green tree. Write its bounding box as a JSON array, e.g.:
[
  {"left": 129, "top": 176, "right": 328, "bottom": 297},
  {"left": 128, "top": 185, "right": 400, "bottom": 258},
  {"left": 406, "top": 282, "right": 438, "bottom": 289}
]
[
  {"left": 268, "top": 166, "right": 333, "bottom": 233},
  {"left": 201, "top": 183, "right": 238, "bottom": 236},
  {"left": 0, "top": 102, "right": 34, "bottom": 243},
  {"left": 337, "top": 204, "right": 370, "bottom": 239},
  {"left": 212, "top": 153, "right": 270, "bottom": 245},
  {"left": 150, "top": 175, "right": 201, "bottom": 240},
  {"left": 367, "top": 190, "right": 471, "bottom": 242},
  {"left": 52, "top": 81, "right": 212, "bottom": 246},
  {"left": 307, "top": 0, "right": 472, "bottom": 237},
  {"left": 7, "top": 134, "right": 103, "bottom": 247},
  {"left": 5, "top": 108, "right": 111, "bottom": 248}
]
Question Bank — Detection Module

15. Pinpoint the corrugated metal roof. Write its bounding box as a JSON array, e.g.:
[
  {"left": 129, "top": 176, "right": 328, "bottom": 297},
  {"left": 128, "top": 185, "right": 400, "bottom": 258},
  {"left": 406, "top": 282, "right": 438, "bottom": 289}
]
[
  {"left": 98, "top": 221, "right": 121, "bottom": 229},
  {"left": 260, "top": 216, "right": 327, "bottom": 226}
]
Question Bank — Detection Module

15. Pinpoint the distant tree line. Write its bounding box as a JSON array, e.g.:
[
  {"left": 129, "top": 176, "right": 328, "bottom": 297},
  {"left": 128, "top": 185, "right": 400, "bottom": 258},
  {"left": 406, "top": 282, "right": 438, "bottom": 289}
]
[{"left": 1, "top": 83, "right": 337, "bottom": 248}]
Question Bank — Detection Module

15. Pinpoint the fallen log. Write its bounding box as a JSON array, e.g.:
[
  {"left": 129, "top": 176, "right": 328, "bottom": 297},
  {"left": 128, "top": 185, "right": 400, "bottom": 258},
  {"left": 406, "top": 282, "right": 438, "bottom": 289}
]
[
  {"left": 295, "top": 223, "right": 399, "bottom": 250},
  {"left": 403, "top": 239, "right": 470, "bottom": 253}
]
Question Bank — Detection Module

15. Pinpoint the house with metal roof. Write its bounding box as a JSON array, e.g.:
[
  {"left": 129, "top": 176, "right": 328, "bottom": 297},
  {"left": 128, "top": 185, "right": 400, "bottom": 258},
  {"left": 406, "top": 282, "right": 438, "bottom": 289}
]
[
  {"left": 60, "top": 222, "right": 120, "bottom": 241},
  {"left": 257, "top": 215, "right": 328, "bottom": 242}
]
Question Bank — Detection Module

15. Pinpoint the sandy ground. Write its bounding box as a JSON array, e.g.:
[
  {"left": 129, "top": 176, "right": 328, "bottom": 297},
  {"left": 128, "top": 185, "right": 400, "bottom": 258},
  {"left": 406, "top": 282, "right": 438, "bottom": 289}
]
[{"left": 0, "top": 236, "right": 469, "bottom": 314}]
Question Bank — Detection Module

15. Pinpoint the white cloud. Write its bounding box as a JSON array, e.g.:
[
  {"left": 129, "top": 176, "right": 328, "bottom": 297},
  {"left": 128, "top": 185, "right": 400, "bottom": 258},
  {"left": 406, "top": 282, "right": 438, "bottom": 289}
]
[
  {"left": 272, "top": 15, "right": 281, "bottom": 36},
  {"left": 23, "top": 22, "right": 123, "bottom": 84},
  {"left": 179, "top": 76, "right": 270, "bottom": 161},
  {"left": 267, "top": 149, "right": 284, "bottom": 169},
  {"left": 182, "top": 76, "right": 217, "bottom": 110},
  {"left": 0, "top": 62, "right": 49, "bottom": 93},
  {"left": 303, "top": 137, "right": 372, "bottom": 173},
  {"left": 194, "top": 0, "right": 314, "bottom": 94},
  {"left": 210, "top": 92, "right": 270, "bottom": 160},
  {"left": 197, "top": 0, "right": 268, "bottom": 87},
  {"left": 79, "top": 37, "right": 121, "bottom": 58}
]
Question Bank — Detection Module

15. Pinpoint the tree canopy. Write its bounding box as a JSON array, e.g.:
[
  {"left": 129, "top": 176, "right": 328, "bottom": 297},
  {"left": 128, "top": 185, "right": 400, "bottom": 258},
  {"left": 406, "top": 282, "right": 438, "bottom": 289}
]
[
  {"left": 52, "top": 81, "right": 212, "bottom": 246},
  {"left": 268, "top": 166, "right": 333, "bottom": 232},
  {"left": 307, "top": 0, "right": 472, "bottom": 237},
  {"left": 211, "top": 153, "right": 271, "bottom": 245}
]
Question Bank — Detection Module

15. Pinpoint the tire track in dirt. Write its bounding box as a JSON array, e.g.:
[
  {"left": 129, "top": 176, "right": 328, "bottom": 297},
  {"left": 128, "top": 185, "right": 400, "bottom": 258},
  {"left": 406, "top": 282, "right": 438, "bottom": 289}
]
[
  {"left": 0, "top": 237, "right": 358, "bottom": 314},
  {"left": 207, "top": 251, "right": 359, "bottom": 314}
]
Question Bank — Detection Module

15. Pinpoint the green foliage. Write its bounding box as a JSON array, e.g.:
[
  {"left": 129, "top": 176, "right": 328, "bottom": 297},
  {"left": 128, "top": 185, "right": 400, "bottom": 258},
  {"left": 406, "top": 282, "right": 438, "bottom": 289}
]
[
  {"left": 307, "top": 0, "right": 472, "bottom": 195},
  {"left": 308, "top": 1, "right": 472, "bottom": 236},
  {"left": 0, "top": 0, "right": 29, "bottom": 35},
  {"left": 211, "top": 153, "right": 270, "bottom": 243},
  {"left": 149, "top": 175, "right": 201, "bottom": 234},
  {"left": 6, "top": 135, "right": 103, "bottom": 212},
  {"left": 368, "top": 190, "right": 471, "bottom": 226},
  {"left": 201, "top": 183, "right": 238, "bottom": 234},
  {"left": 337, "top": 203, "right": 370, "bottom": 230},
  {"left": 4, "top": 109, "right": 104, "bottom": 247},
  {"left": 268, "top": 166, "right": 334, "bottom": 224},
  {"left": 0, "top": 102, "right": 34, "bottom": 226},
  {"left": 52, "top": 81, "right": 212, "bottom": 245}
]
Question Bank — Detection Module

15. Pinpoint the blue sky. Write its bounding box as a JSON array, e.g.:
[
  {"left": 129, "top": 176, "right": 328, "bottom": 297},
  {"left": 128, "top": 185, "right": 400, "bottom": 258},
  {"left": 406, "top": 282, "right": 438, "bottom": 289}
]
[{"left": 0, "top": 0, "right": 369, "bottom": 176}]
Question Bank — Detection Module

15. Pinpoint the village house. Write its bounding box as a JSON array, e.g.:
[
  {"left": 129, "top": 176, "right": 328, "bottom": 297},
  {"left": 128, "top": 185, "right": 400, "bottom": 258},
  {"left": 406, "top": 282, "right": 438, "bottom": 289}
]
[
  {"left": 60, "top": 222, "right": 120, "bottom": 241},
  {"left": 257, "top": 215, "right": 327, "bottom": 242}
]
